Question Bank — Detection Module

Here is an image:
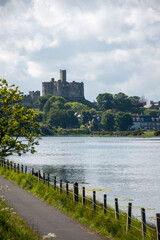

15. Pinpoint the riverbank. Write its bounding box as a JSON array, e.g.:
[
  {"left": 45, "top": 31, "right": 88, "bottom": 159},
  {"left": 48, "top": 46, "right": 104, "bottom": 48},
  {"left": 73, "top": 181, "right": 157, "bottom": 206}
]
[
  {"left": 40, "top": 129, "right": 158, "bottom": 138},
  {"left": 0, "top": 166, "right": 157, "bottom": 240}
]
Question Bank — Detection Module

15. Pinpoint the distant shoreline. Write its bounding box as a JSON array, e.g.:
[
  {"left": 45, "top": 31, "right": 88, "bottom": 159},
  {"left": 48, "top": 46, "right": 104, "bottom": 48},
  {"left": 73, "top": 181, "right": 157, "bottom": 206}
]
[{"left": 40, "top": 131, "right": 159, "bottom": 138}]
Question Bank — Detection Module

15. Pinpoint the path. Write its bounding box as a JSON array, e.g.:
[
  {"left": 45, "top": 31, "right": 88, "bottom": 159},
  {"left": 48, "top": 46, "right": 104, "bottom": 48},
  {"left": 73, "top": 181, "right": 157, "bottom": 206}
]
[{"left": 0, "top": 175, "right": 109, "bottom": 240}]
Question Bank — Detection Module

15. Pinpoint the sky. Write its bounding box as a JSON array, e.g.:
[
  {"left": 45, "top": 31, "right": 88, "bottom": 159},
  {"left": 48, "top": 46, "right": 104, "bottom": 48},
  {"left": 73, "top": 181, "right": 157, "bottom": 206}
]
[{"left": 0, "top": 0, "right": 160, "bottom": 102}]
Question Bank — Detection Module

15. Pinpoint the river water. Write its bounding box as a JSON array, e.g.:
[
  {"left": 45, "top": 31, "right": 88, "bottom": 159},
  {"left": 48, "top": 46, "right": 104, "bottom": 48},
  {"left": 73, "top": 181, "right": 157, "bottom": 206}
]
[{"left": 9, "top": 137, "right": 160, "bottom": 223}]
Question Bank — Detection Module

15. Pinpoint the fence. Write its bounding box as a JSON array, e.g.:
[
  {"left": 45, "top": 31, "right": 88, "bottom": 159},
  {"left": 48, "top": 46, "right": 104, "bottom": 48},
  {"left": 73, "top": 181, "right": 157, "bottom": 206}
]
[{"left": 0, "top": 159, "right": 159, "bottom": 240}]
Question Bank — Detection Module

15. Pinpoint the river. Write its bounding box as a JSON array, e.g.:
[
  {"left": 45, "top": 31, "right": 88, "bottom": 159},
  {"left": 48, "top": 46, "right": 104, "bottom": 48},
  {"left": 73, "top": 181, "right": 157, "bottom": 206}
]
[{"left": 9, "top": 136, "right": 160, "bottom": 223}]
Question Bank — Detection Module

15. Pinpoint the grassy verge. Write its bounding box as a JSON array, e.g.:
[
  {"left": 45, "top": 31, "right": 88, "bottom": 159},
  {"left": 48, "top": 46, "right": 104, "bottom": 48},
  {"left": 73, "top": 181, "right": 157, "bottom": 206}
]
[
  {"left": 0, "top": 192, "right": 41, "bottom": 239},
  {"left": 0, "top": 167, "right": 157, "bottom": 240}
]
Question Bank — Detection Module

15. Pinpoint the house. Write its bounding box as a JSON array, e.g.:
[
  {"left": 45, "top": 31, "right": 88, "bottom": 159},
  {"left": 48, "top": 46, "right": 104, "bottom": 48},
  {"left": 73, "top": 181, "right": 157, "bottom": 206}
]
[
  {"left": 131, "top": 115, "right": 160, "bottom": 131},
  {"left": 144, "top": 101, "right": 160, "bottom": 110}
]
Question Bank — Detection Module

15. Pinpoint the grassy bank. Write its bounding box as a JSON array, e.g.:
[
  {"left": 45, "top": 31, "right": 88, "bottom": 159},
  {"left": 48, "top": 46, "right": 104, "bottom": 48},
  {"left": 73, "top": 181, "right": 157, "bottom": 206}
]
[
  {"left": 0, "top": 167, "right": 157, "bottom": 240},
  {"left": 39, "top": 127, "right": 159, "bottom": 138},
  {"left": 0, "top": 190, "right": 41, "bottom": 240}
]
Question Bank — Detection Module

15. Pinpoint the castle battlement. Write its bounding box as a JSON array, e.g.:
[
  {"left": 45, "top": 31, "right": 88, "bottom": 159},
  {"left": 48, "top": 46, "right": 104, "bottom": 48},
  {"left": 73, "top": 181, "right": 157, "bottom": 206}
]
[{"left": 42, "top": 70, "right": 84, "bottom": 99}]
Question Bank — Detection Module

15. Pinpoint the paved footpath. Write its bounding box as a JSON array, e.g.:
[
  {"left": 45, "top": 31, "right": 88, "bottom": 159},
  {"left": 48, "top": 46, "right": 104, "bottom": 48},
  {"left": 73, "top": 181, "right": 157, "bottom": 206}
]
[{"left": 0, "top": 175, "right": 109, "bottom": 240}]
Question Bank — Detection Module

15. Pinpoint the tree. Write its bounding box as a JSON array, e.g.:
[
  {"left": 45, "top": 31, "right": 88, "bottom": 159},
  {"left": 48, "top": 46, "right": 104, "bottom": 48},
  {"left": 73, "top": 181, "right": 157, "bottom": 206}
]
[
  {"left": 37, "top": 94, "right": 52, "bottom": 111},
  {"left": 64, "top": 102, "right": 89, "bottom": 113},
  {"left": 43, "top": 96, "right": 66, "bottom": 114},
  {"left": 80, "top": 111, "right": 92, "bottom": 125},
  {"left": 101, "top": 111, "right": 115, "bottom": 131},
  {"left": 114, "top": 92, "right": 132, "bottom": 111},
  {"left": 96, "top": 93, "right": 114, "bottom": 110},
  {"left": 47, "top": 109, "right": 78, "bottom": 128},
  {"left": 0, "top": 79, "right": 39, "bottom": 158},
  {"left": 115, "top": 112, "right": 133, "bottom": 131},
  {"left": 144, "top": 109, "right": 160, "bottom": 116}
]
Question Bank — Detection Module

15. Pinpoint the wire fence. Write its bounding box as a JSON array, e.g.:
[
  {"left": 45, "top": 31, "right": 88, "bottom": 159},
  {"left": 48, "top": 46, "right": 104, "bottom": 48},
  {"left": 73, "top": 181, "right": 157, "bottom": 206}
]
[{"left": 0, "top": 159, "right": 159, "bottom": 240}]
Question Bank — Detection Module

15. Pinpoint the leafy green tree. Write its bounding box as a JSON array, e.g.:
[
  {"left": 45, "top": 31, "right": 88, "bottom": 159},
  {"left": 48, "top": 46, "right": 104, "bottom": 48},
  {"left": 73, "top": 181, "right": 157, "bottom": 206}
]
[
  {"left": 101, "top": 111, "right": 115, "bottom": 131},
  {"left": 80, "top": 111, "right": 92, "bottom": 125},
  {"left": 129, "top": 96, "right": 141, "bottom": 104},
  {"left": 0, "top": 79, "right": 39, "bottom": 158},
  {"left": 64, "top": 102, "right": 89, "bottom": 112},
  {"left": 144, "top": 109, "right": 160, "bottom": 116},
  {"left": 96, "top": 93, "right": 114, "bottom": 110},
  {"left": 114, "top": 92, "right": 132, "bottom": 111},
  {"left": 115, "top": 112, "right": 133, "bottom": 131},
  {"left": 37, "top": 94, "right": 52, "bottom": 111},
  {"left": 47, "top": 109, "right": 78, "bottom": 128},
  {"left": 43, "top": 96, "right": 67, "bottom": 114}
]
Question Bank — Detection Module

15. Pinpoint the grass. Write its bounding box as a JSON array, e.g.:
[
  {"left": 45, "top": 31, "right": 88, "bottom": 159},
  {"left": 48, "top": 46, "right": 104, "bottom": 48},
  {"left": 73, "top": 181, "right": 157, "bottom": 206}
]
[
  {"left": 0, "top": 166, "right": 157, "bottom": 240},
  {"left": 0, "top": 192, "right": 41, "bottom": 239}
]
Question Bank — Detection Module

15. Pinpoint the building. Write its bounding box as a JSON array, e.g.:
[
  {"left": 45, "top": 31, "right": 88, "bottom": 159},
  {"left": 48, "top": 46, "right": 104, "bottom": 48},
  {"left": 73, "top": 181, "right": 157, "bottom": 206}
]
[
  {"left": 131, "top": 115, "right": 160, "bottom": 131},
  {"left": 42, "top": 70, "right": 84, "bottom": 99},
  {"left": 144, "top": 101, "right": 160, "bottom": 110},
  {"left": 22, "top": 91, "right": 40, "bottom": 107}
]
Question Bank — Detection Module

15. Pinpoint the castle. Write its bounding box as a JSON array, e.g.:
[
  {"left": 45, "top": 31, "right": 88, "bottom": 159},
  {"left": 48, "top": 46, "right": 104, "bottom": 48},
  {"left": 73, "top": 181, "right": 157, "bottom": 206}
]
[
  {"left": 42, "top": 70, "right": 84, "bottom": 99},
  {"left": 22, "top": 91, "right": 40, "bottom": 107}
]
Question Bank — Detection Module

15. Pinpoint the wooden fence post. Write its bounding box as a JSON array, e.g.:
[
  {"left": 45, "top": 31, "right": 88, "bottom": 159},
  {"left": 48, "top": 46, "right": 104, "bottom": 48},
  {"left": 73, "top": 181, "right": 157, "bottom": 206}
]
[
  {"left": 38, "top": 170, "right": 40, "bottom": 183},
  {"left": 66, "top": 182, "right": 69, "bottom": 196},
  {"left": 73, "top": 182, "right": 78, "bottom": 203},
  {"left": 141, "top": 208, "right": 146, "bottom": 238},
  {"left": 43, "top": 172, "right": 45, "bottom": 184},
  {"left": 31, "top": 168, "right": 34, "bottom": 175},
  {"left": 10, "top": 161, "right": 13, "bottom": 170},
  {"left": 104, "top": 194, "right": 107, "bottom": 215},
  {"left": 115, "top": 198, "right": 119, "bottom": 220},
  {"left": 156, "top": 213, "right": 160, "bottom": 240},
  {"left": 7, "top": 160, "right": 9, "bottom": 170},
  {"left": 60, "top": 180, "right": 62, "bottom": 194},
  {"left": 17, "top": 164, "right": 19, "bottom": 173},
  {"left": 14, "top": 163, "right": 16, "bottom": 172},
  {"left": 82, "top": 187, "right": 85, "bottom": 206},
  {"left": 126, "top": 202, "right": 132, "bottom": 232},
  {"left": 25, "top": 166, "right": 27, "bottom": 174},
  {"left": 47, "top": 173, "right": 50, "bottom": 187},
  {"left": 21, "top": 165, "right": 23, "bottom": 173},
  {"left": 54, "top": 176, "right": 56, "bottom": 190},
  {"left": 93, "top": 191, "right": 96, "bottom": 213}
]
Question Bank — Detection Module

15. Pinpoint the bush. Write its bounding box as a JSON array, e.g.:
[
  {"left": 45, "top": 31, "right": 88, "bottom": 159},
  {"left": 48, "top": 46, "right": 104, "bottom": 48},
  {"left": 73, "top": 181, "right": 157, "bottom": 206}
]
[{"left": 154, "top": 130, "right": 160, "bottom": 136}]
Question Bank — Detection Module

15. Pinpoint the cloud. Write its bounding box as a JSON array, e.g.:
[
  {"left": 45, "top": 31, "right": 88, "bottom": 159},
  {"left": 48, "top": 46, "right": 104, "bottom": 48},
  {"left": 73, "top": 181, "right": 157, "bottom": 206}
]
[
  {"left": 0, "top": 0, "right": 160, "bottom": 101},
  {"left": 27, "top": 61, "right": 46, "bottom": 78}
]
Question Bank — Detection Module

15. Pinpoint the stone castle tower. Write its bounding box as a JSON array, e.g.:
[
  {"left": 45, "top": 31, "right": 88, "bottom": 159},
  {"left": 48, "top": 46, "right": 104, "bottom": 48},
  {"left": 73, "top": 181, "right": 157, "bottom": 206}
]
[{"left": 42, "top": 70, "right": 84, "bottom": 99}]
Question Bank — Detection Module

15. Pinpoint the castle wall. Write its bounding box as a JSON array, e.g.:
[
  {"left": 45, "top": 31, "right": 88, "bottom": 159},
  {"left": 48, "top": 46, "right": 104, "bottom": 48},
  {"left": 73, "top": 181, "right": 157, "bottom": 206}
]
[{"left": 42, "top": 70, "right": 84, "bottom": 99}]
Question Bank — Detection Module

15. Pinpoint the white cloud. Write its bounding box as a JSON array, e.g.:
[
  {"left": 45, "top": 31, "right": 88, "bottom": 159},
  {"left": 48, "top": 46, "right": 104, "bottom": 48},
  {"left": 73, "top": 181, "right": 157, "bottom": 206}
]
[{"left": 27, "top": 61, "right": 45, "bottom": 78}]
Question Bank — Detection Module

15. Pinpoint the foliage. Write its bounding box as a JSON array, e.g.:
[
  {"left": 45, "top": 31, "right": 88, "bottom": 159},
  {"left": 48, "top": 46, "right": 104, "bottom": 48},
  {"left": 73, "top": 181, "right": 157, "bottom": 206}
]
[
  {"left": 80, "top": 111, "right": 92, "bottom": 125},
  {"left": 0, "top": 199, "right": 41, "bottom": 239},
  {"left": 0, "top": 79, "right": 39, "bottom": 158},
  {"left": 115, "top": 112, "right": 133, "bottom": 131},
  {"left": 96, "top": 93, "right": 114, "bottom": 110},
  {"left": 68, "top": 98, "right": 99, "bottom": 110},
  {"left": 114, "top": 92, "right": 132, "bottom": 112},
  {"left": 131, "top": 128, "right": 144, "bottom": 136},
  {"left": 39, "top": 123, "right": 55, "bottom": 136},
  {"left": 64, "top": 102, "right": 89, "bottom": 112},
  {"left": 43, "top": 96, "right": 67, "bottom": 115},
  {"left": 101, "top": 111, "right": 115, "bottom": 131},
  {"left": 37, "top": 94, "right": 52, "bottom": 111},
  {"left": 154, "top": 130, "right": 160, "bottom": 136},
  {"left": 47, "top": 109, "right": 78, "bottom": 128},
  {"left": 144, "top": 109, "right": 160, "bottom": 116}
]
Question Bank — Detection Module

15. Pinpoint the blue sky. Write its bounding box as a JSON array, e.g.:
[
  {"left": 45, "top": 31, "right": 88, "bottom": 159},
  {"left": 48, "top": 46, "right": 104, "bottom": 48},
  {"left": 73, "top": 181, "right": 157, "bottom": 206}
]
[{"left": 0, "top": 0, "right": 160, "bottom": 102}]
